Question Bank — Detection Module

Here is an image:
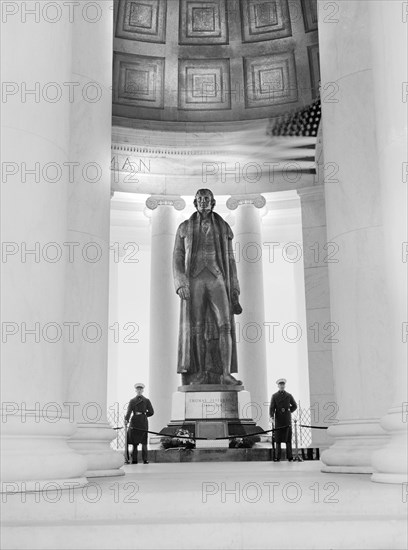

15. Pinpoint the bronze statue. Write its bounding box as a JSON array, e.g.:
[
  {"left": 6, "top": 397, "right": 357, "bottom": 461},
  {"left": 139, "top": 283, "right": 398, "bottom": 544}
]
[{"left": 173, "top": 189, "right": 243, "bottom": 386}]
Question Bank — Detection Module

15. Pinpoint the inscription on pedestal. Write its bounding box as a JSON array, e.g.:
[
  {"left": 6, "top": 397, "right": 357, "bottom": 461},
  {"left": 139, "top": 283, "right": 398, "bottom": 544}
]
[{"left": 185, "top": 391, "right": 238, "bottom": 420}]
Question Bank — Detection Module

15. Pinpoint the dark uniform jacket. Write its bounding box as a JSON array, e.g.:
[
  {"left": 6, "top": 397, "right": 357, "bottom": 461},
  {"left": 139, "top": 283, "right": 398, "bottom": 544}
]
[
  {"left": 269, "top": 390, "right": 297, "bottom": 443},
  {"left": 125, "top": 395, "right": 154, "bottom": 446}
]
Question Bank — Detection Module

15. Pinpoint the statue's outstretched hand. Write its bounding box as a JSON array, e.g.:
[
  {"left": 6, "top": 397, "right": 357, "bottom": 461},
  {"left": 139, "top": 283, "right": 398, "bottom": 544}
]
[
  {"left": 231, "top": 290, "right": 242, "bottom": 315},
  {"left": 178, "top": 286, "right": 190, "bottom": 300}
]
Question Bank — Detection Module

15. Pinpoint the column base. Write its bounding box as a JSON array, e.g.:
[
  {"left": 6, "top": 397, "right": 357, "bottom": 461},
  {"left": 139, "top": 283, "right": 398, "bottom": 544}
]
[
  {"left": 1, "top": 478, "right": 88, "bottom": 494},
  {"left": 0, "top": 413, "right": 88, "bottom": 491},
  {"left": 372, "top": 472, "right": 407, "bottom": 484},
  {"left": 371, "top": 405, "right": 408, "bottom": 484},
  {"left": 86, "top": 469, "right": 125, "bottom": 478},
  {"left": 321, "top": 466, "right": 373, "bottom": 474},
  {"left": 320, "top": 419, "right": 389, "bottom": 474},
  {"left": 68, "top": 422, "right": 125, "bottom": 478}
]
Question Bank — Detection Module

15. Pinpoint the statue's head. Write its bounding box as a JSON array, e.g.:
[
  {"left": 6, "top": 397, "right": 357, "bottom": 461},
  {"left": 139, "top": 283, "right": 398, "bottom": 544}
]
[{"left": 194, "top": 189, "right": 216, "bottom": 214}]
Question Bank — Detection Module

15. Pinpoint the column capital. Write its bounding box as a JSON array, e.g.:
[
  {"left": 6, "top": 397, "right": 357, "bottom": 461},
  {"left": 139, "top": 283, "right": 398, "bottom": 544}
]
[
  {"left": 145, "top": 195, "right": 186, "bottom": 211},
  {"left": 297, "top": 185, "right": 325, "bottom": 201},
  {"left": 226, "top": 194, "right": 266, "bottom": 210}
]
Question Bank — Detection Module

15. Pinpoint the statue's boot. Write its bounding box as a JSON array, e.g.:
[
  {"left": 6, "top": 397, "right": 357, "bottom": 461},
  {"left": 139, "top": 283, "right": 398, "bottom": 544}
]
[
  {"left": 221, "top": 372, "right": 242, "bottom": 385},
  {"left": 191, "top": 333, "right": 207, "bottom": 385},
  {"left": 193, "top": 372, "right": 208, "bottom": 384}
]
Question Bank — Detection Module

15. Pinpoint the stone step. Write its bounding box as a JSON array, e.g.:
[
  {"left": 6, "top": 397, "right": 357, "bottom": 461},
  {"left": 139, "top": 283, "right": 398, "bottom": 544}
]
[
  {"left": 4, "top": 518, "right": 407, "bottom": 550},
  {"left": 3, "top": 463, "right": 406, "bottom": 549},
  {"left": 128, "top": 447, "right": 321, "bottom": 463}
]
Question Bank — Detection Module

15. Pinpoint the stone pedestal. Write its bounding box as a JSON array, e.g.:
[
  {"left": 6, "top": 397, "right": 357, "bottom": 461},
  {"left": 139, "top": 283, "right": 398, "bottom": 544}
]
[{"left": 161, "top": 385, "right": 264, "bottom": 448}]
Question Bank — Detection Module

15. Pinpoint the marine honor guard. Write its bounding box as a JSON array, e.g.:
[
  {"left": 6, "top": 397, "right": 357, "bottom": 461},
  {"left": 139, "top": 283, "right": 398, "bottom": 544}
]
[
  {"left": 269, "top": 378, "right": 297, "bottom": 462},
  {"left": 124, "top": 383, "right": 154, "bottom": 464}
]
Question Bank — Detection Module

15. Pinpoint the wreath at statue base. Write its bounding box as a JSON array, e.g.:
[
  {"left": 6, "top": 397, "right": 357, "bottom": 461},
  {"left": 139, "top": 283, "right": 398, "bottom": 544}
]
[
  {"left": 161, "top": 429, "right": 195, "bottom": 450},
  {"left": 228, "top": 435, "right": 261, "bottom": 448},
  {"left": 160, "top": 429, "right": 261, "bottom": 450}
]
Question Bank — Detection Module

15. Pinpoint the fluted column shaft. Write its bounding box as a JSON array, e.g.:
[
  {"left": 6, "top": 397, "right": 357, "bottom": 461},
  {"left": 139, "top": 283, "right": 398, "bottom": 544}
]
[
  {"left": 1, "top": 3, "right": 87, "bottom": 488},
  {"left": 369, "top": 1, "right": 408, "bottom": 484},
  {"left": 64, "top": 1, "right": 124, "bottom": 477},
  {"left": 318, "top": 0, "right": 392, "bottom": 473},
  {"left": 297, "top": 186, "right": 335, "bottom": 448},
  {"left": 146, "top": 196, "right": 185, "bottom": 432},
  {"left": 228, "top": 195, "right": 269, "bottom": 429}
]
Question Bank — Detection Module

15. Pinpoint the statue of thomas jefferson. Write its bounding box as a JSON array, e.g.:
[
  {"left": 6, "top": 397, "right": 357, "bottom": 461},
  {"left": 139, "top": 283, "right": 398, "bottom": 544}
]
[{"left": 173, "top": 189, "right": 243, "bottom": 386}]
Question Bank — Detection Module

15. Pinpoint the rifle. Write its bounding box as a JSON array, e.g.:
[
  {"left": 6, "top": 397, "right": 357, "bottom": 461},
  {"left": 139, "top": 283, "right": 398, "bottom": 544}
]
[
  {"left": 124, "top": 421, "right": 130, "bottom": 464},
  {"left": 270, "top": 418, "right": 276, "bottom": 461}
]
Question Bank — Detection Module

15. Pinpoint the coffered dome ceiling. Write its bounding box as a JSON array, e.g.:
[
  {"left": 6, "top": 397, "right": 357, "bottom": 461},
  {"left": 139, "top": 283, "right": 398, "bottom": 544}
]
[{"left": 112, "top": 0, "right": 320, "bottom": 126}]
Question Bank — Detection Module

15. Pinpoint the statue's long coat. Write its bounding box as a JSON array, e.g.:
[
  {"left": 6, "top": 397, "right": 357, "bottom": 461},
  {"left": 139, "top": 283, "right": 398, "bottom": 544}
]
[{"left": 173, "top": 211, "right": 240, "bottom": 374}]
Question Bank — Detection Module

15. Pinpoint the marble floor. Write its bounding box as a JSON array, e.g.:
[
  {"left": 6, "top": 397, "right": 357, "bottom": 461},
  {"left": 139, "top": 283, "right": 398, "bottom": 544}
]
[{"left": 2, "top": 461, "right": 406, "bottom": 550}]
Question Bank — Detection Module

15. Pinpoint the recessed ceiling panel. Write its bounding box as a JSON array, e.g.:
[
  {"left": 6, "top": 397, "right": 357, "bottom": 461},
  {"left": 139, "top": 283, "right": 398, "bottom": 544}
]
[
  {"left": 179, "top": 0, "right": 228, "bottom": 44},
  {"left": 244, "top": 52, "right": 298, "bottom": 107},
  {"left": 240, "top": 0, "right": 292, "bottom": 42},
  {"left": 179, "top": 58, "right": 231, "bottom": 110},
  {"left": 301, "top": 0, "right": 318, "bottom": 32},
  {"left": 116, "top": 0, "right": 167, "bottom": 43},
  {"left": 113, "top": 52, "right": 165, "bottom": 108},
  {"left": 308, "top": 43, "right": 320, "bottom": 98}
]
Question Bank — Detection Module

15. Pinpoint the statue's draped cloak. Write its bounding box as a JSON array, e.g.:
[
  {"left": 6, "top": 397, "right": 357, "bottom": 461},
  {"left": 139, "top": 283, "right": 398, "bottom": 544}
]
[{"left": 173, "top": 211, "right": 240, "bottom": 375}]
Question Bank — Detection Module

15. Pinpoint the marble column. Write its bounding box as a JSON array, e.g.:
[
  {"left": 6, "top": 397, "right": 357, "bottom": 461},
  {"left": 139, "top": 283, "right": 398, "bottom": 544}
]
[
  {"left": 227, "top": 195, "right": 269, "bottom": 429},
  {"left": 145, "top": 196, "right": 186, "bottom": 433},
  {"left": 369, "top": 0, "right": 408, "bottom": 484},
  {"left": 318, "top": 0, "right": 392, "bottom": 473},
  {"left": 297, "top": 186, "right": 335, "bottom": 448},
  {"left": 1, "top": 4, "right": 87, "bottom": 488},
  {"left": 107, "top": 248, "right": 120, "bottom": 416},
  {"left": 64, "top": 1, "right": 124, "bottom": 477}
]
